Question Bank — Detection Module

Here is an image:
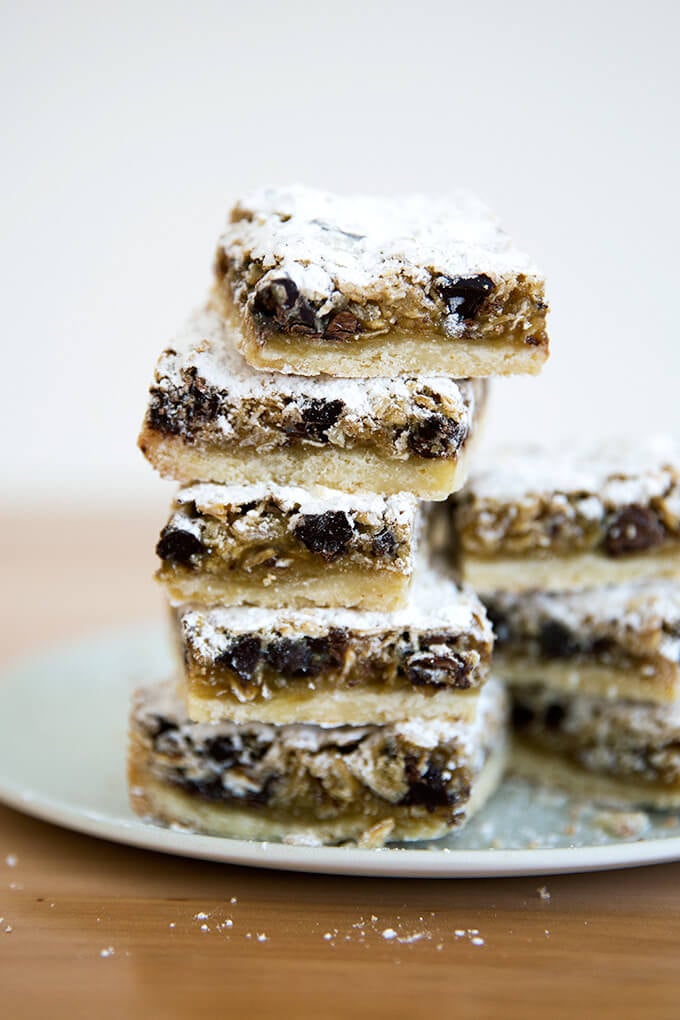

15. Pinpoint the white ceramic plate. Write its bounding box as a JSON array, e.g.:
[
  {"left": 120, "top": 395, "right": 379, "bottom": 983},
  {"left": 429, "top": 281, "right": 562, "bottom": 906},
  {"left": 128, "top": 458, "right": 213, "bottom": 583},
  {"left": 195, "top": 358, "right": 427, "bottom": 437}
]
[{"left": 1, "top": 623, "right": 679, "bottom": 877}]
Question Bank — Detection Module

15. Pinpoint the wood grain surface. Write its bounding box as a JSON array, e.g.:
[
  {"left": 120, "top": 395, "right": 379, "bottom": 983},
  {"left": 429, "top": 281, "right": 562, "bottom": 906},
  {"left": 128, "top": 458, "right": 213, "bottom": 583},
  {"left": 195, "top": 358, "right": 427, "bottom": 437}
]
[{"left": 1, "top": 511, "right": 679, "bottom": 1020}]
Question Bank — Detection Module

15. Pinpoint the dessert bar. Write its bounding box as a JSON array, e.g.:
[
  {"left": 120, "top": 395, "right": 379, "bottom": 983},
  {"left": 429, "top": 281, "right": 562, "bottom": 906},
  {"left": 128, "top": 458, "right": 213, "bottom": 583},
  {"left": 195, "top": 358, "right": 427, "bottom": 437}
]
[
  {"left": 128, "top": 677, "right": 508, "bottom": 846},
  {"left": 213, "top": 186, "right": 548, "bottom": 378},
  {"left": 177, "top": 564, "right": 493, "bottom": 725},
  {"left": 156, "top": 483, "right": 419, "bottom": 611},
  {"left": 451, "top": 438, "right": 680, "bottom": 592},
  {"left": 486, "top": 581, "right": 680, "bottom": 704},
  {"left": 138, "top": 306, "right": 487, "bottom": 499},
  {"left": 511, "top": 684, "right": 680, "bottom": 808}
]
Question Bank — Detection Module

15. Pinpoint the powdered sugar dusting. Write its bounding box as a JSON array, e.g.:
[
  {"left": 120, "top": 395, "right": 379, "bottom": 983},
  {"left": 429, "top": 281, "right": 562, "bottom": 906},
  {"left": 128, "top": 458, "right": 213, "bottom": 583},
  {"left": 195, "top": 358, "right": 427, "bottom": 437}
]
[
  {"left": 221, "top": 186, "right": 539, "bottom": 303},
  {"left": 467, "top": 437, "right": 679, "bottom": 505},
  {"left": 176, "top": 481, "right": 417, "bottom": 522}
]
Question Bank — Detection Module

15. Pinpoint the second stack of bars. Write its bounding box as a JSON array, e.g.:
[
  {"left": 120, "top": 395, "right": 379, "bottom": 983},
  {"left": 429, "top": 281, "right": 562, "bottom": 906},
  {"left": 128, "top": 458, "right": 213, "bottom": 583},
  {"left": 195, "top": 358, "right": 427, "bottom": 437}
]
[
  {"left": 451, "top": 439, "right": 680, "bottom": 808},
  {"left": 131, "top": 186, "right": 549, "bottom": 846}
]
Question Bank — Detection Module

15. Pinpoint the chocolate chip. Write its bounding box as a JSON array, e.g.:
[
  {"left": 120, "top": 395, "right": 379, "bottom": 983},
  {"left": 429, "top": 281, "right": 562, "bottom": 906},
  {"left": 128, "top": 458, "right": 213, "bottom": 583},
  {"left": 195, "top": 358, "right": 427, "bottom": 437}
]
[
  {"left": 252, "top": 276, "right": 317, "bottom": 333},
  {"left": 293, "top": 511, "right": 354, "bottom": 560},
  {"left": 175, "top": 775, "right": 225, "bottom": 802},
  {"left": 591, "top": 637, "right": 617, "bottom": 658},
  {"left": 324, "top": 628, "right": 350, "bottom": 666},
  {"left": 266, "top": 637, "right": 314, "bottom": 676},
  {"left": 544, "top": 703, "right": 566, "bottom": 730},
  {"left": 205, "top": 736, "right": 236, "bottom": 765},
  {"left": 184, "top": 367, "right": 221, "bottom": 427},
  {"left": 604, "top": 504, "right": 666, "bottom": 557},
  {"left": 511, "top": 702, "right": 534, "bottom": 730},
  {"left": 372, "top": 527, "right": 398, "bottom": 559},
  {"left": 403, "top": 758, "right": 456, "bottom": 810},
  {"left": 406, "top": 652, "right": 471, "bottom": 689},
  {"left": 538, "top": 621, "right": 580, "bottom": 659},
  {"left": 436, "top": 274, "right": 495, "bottom": 319},
  {"left": 149, "top": 714, "right": 178, "bottom": 739},
  {"left": 323, "top": 310, "right": 362, "bottom": 341},
  {"left": 407, "top": 415, "right": 466, "bottom": 458},
  {"left": 300, "top": 398, "right": 344, "bottom": 441},
  {"left": 175, "top": 770, "right": 271, "bottom": 806},
  {"left": 485, "top": 605, "right": 510, "bottom": 645},
  {"left": 253, "top": 275, "right": 299, "bottom": 316},
  {"left": 216, "top": 636, "right": 262, "bottom": 683},
  {"left": 156, "top": 526, "right": 206, "bottom": 564},
  {"left": 265, "top": 629, "right": 348, "bottom": 677}
]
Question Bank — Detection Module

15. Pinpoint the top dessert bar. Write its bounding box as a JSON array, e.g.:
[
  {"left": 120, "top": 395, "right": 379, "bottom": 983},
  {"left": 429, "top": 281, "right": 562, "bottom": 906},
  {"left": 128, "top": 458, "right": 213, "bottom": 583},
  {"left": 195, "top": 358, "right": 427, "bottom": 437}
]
[
  {"left": 451, "top": 438, "right": 680, "bottom": 593},
  {"left": 212, "top": 185, "right": 549, "bottom": 378},
  {"left": 138, "top": 306, "right": 487, "bottom": 499}
]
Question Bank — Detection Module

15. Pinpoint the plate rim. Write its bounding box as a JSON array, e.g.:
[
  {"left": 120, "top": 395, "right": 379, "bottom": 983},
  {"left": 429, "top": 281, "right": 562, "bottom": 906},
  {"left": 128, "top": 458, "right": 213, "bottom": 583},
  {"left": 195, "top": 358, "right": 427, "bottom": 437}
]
[{"left": 2, "top": 779, "right": 680, "bottom": 877}]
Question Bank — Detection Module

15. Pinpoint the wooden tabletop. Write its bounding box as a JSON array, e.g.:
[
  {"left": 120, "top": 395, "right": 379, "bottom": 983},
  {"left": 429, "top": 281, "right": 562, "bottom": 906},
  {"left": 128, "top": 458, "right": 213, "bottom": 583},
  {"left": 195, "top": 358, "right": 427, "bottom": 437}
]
[{"left": 1, "top": 511, "right": 679, "bottom": 1019}]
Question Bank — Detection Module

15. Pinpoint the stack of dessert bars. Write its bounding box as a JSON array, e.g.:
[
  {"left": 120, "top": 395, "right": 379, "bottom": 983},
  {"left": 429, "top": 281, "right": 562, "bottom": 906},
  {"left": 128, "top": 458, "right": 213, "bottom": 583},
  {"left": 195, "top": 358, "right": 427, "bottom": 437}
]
[
  {"left": 130, "top": 186, "right": 549, "bottom": 846},
  {"left": 451, "top": 440, "right": 680, "bottom": 809}
]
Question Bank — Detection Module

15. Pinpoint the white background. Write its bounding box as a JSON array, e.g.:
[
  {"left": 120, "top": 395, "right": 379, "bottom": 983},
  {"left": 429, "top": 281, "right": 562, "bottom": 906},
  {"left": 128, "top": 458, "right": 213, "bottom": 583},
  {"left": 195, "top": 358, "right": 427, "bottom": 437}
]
[{"left": 2, "top": 0, "right": 678, "bottom": 510}]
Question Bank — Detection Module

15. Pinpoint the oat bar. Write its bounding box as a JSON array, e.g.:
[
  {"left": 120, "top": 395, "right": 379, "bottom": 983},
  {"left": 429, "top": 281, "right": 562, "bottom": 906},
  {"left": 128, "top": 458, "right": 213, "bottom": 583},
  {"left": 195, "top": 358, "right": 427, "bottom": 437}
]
[
  {"left": 452, "top": 438, "right": 680, "bottom": 592},
  {"left": 138, "top": 306, "right": 487, "bottom": 500},
  {"left": 128, "top": 677, "right": 508, "bottom": 846},
  {"left": 487, "top": 581, "right": 680, "bottom": 704},
  {"left": 511, "top": 684, "right": 680, "bottom": 808},
  {"left": 177, "top": 565, "right": 493, "bottom": 725},
  {"left": 156, "top": 483, "right": 419, "bottom": 611},
  {"left": 213, "top": 185, "right": 548, "bottom": 378}
]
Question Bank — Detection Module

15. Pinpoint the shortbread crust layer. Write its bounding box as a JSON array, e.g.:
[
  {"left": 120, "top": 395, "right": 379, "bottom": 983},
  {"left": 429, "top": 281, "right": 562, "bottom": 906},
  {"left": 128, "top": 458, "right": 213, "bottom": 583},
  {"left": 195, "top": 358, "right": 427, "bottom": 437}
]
[
  {"left": 140, "top": 430, "right": 478, "bottom": 500},
  {"left": 157, "top": 483, "right": 418, "bottom": 611},
  {"left": 138, "top": 307, "right": 487, "bottom": 499},
  {"left": 187, "top": 684, "right": 491, "bottom": 727},
  {"left": 487, "top": 582, "right": 680, "bottom": 704},
  {"left": 511, "top": 685, "right": 680, "bottom": 806},
  {"left": 461, "top": 548, "right": 680, "bottom": 597},
  {"left": 452, "top": 438, "right": 680, "bottom": 590},
  {"left": 177, "top": 566, "right": 493, "bottom": 725},
  {"left": 128, "top": 678, "right": 508, "bottom": 845},
  {"left": 213, "top": 186, "right": 548, "bottom": 378}
]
